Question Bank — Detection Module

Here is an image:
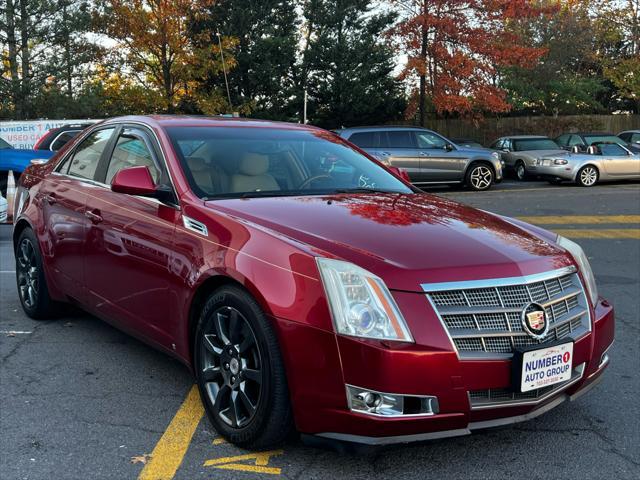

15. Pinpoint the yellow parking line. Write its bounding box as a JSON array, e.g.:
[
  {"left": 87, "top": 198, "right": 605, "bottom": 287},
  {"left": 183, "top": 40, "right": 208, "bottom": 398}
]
[
  {"left": 553, "top": 229, "right": 640, "bottom": 239},
  {"left": 138, "top": 385, "right": 204, "bottom": 480},
  {"left": 518, "top": 215, "right": 640, "bottom": 225}
]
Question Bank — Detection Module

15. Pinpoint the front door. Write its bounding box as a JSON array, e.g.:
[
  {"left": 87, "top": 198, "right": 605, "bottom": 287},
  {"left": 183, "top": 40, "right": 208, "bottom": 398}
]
[
  {"left": 414, "top": 131, "right": 465, "bottom": 181},
  {"left": 83, "top": 126, "right": 179, "bottom": 348},
  {"left": 599, "top": 144, "right": 640, "bottom": 176},
  {"left": 38, "top": 127, "right": 117, "bottom": 302},
  {"left": 383, "top": 130, "right": 424, "bottom": 182}
]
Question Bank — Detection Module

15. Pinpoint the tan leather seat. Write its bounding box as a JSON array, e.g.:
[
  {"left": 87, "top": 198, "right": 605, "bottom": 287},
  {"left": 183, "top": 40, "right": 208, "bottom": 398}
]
[
  {"left": 187, "top": 157, "right": 214, "bottom": 193},
  {"left": 230, "top": 153, "right": 279, "bottom": 193}
]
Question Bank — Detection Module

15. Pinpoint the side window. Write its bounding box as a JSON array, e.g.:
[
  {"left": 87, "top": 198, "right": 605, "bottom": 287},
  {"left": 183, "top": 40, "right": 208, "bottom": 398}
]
[
  {"left": 630, "top": 133, "right": 640, "bottom": 144},
  {"left": 618, "top": 132, "right": 630, "bottom": 142},
  {"left": 568, "top": 135, "right": 583, "bottom": 147},
  {"left": 66, "top": 128, "right": 115, "bottom": 180},
  {"left": 51, "top": 131, "right": 79, "bottom": 151},
  {"left": 491, "top": 139, "right": 503, "bottom": 149},
  {"left": 386, "top": 130, "right": 417, "bottom": 148},
  {"left": 503, "top": 139, "right": 512, "bottom": 151},
  {"left": 105, "top": 129, "right": 161, "bottom": 185},
  {"left": 348, "top": 132, "right": 376, "bottom": 148},
  {"left": 415, "top": 131, "right": 446, "bottom": 149},
  {"left": 555, "top": 134, "right": 568, "bottom": 146},
  {"left": 600, "top": 144, "right": 627, "bottom": 156}
]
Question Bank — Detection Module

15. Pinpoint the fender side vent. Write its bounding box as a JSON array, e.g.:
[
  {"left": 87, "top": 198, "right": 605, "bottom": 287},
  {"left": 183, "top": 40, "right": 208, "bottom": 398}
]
[{"left": 183, "top": 216, "right": 208, "bottom": 237}]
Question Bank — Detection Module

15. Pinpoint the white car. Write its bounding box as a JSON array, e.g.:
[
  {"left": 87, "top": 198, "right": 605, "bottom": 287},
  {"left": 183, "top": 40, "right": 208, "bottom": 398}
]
[{"left": 0, "top": 191, "right": 7, "bottom": 223}]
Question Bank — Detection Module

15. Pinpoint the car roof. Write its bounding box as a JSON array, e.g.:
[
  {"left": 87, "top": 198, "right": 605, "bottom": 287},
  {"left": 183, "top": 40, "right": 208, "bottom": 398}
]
[
  {"left": 340, "top": 125, "right": 435, "bottom": 132},
  {"left": 618, "top": 130, "right": 640, "bottom": 134},
  {"left": 102, "top": 115, "right": 322, "bottom": 132},
  {"left": 502, "top": 135, "right": 549, "bottom": 140},
  {"left": 572, "top": 132, "right": 616, "bottom": 136}
]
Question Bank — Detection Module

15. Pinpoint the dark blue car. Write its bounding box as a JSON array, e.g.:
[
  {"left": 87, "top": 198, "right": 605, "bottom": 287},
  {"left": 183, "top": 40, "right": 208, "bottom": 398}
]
[{"left": 1, "top": 137, "right": 55, "bottom": 194}]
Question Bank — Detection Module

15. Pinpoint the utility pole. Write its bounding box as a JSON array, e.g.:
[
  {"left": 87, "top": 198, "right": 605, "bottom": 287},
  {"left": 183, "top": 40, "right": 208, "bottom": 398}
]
[
  {"left": 303, "top": 89, "right": 308, "bottom": 124},
  {"left": 216, "top": 32, "right": 232, "bottom": 110}
]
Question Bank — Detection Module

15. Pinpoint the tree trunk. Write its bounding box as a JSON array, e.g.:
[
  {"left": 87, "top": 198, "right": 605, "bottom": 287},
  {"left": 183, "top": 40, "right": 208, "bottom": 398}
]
[
  {"left": 5, "top": 0, "right": 21, "bottom": 118},
  {"left": 419, "top": 0, "right": 428, "bottom": 126},
  {"left": 19, "top": 0, "right": 32, "bottom": 119}
]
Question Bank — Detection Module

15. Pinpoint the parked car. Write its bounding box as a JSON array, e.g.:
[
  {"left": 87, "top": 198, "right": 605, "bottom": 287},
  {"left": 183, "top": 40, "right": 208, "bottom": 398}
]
[
  {"left": 13, "top": 116, "right": 613, "bottom": 449},
  {"left": 617, "top": 130, "right": 640, "bottom": 147},
  {"left": 450, "top": 138, "right": 484, "bottom": 149},
  {"left": 338, "top": 126, "right": 502, "bottom": 191},
  {"left": 489, "top": 135, "right": 566, "bottom": 180},
  {"left": 537, "top": 142, "right": 640, "bottom": 186},
  {"left": 0, "top": 137, "right": 54, "bottom": 196},
  {"left": 33, "top": 123, "right": 94, "bottom": 152},
  {"left": 0, "top": 190, "right": 7, "bottom": 223},
  {"left": 555, "top": 132, "right": 640, "bottom": 154}
]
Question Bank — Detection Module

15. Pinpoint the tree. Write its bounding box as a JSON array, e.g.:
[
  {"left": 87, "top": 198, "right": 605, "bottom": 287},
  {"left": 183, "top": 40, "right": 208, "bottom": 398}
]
[
  {"left": 0, "top": 0, "right": 55, "bottom": 119},
  {"left": 100, "top": 0, "right": 230, "bottom": 113},
  {"left": 194, "top": 0, "right": 299, "bottom": 119},
  {"left": 391, "top": 0, "right": 550, "bottom": 123},
  {"left": 298, "top": 0, "right": 406, "bottom": 129}
]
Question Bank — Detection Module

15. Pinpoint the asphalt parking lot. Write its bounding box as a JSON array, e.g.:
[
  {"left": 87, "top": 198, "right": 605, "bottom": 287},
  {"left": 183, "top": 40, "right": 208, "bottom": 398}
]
[{"left": 1, "top": 179, "right": 639, "bottom": 480}]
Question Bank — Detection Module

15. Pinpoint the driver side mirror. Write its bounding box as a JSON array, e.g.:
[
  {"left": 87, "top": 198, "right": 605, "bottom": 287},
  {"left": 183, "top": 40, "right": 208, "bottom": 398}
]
[{"left": 111, "top": 166, "right": 157, "bottom": 196}]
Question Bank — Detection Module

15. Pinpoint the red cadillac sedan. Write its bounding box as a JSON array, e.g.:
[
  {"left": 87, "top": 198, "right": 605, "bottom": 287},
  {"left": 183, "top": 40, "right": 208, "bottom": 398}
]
[{"left": 13, "top": 116, "right": 614, "bottom": 449}]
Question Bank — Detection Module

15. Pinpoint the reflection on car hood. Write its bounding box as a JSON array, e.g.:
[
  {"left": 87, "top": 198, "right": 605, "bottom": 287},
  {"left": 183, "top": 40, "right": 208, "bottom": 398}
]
[{"left": 208, "top": 193, "right": 572, "bottom": 292}]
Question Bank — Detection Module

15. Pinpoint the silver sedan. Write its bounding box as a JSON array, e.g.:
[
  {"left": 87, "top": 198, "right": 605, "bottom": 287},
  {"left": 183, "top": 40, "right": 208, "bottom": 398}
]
[{"left": 536, "top": 143, "right": 640, "bottom": 186}]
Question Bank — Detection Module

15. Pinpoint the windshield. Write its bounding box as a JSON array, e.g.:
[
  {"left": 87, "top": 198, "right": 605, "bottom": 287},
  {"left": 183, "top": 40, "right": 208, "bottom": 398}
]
[
  {"left": 583, "top": 135, "right": 625, "bottom": 146},
  {"left": 0, "top": 138, "right": 12, "bottom": 150},
  {"left": 513, "top": 138, "right": 559, "bottom": 151},
  {"left": 167, "top": 127, "right": 413, "bottom": 199}
]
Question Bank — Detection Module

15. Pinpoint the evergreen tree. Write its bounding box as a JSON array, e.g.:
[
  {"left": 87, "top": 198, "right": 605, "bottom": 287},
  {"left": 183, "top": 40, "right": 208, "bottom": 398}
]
[{"left": 299, "top": 0, "right": 405, "bottom": 129}]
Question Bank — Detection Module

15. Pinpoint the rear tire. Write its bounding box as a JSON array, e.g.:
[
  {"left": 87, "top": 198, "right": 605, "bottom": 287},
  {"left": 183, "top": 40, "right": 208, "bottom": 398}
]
[
  {"left": 466, "top": 163, "right": 494, "bottom": 191},
  {"left": 15, "top": 228, "right": 60, "bottom": 319},
  {"left": 577, "top": 165, "right": 598, "bottom": 187},
  {"left": 194, "top": 285, "right": 293, "bottom": 449}
]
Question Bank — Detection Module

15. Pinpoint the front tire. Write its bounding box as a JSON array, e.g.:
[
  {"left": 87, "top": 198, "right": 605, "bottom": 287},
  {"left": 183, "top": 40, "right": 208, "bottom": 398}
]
[
  {"left": 15, "top": 228, "right": 59, "bottom": 319},
  {"left": 194, "top": 285, "right": 293, "bottom": 449},
  {"left": 515, "top": 161, "right": 527, "bottom": 181},
  {"left": 466, "top": 163, "right": 494, "bottom": 191},
  {"left": 577, "top": 165, "right": 599, "bottom": 187}
]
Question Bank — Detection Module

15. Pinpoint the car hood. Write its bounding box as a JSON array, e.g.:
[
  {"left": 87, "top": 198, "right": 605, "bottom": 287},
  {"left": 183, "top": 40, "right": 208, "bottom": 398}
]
[
  {"left": 208, "top": 193, "right": 572, "bottom": 292},
  {"left": 456, "top": 146, "right": 492, "bottom": 155}
]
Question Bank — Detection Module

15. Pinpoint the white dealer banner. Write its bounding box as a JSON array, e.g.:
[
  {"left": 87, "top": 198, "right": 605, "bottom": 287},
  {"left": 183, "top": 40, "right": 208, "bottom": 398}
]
[{"left": 0, "top": 119, "right": 100, "bottom": 149}]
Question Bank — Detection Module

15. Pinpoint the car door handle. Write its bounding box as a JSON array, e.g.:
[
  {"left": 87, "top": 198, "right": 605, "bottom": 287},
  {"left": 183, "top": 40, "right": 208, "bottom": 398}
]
[
  {"left": 43, "top": 193, "right": 56, "bottom": 205},
  {"left": 85, "top": 210, "right": 103, "bottom": 224}
]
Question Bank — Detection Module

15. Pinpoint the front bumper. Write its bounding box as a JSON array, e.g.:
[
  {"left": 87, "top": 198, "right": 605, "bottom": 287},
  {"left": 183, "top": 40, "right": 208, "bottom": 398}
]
[
  {"left": 274, "top": 295, "right": 614, "bottom": 444},
  {"left": 534, "top": 163, "right": 580, "bottom": 181}
]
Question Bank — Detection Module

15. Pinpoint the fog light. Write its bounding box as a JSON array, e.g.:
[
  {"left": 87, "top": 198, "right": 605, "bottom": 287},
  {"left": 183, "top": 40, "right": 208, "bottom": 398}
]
[{"left": 346, "top": 385, "right": 439, "bottom": 417}]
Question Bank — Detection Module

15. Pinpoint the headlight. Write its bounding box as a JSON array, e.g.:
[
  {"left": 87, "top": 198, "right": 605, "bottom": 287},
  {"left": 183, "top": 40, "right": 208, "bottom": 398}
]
[
  {"left": 316, "top": 258, "right": 413, "bottom": 342},
  {"left": 556, "top": 235, "right": 598, "bottom": 305},
  {"left": 554, "top": 158, "right": 568, "bottom": 165}
]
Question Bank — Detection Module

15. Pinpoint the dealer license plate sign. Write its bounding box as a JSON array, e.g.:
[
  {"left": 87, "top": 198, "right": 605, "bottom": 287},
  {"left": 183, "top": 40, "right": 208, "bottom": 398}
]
[{"left": 520, "top": 342, "right": 573, "bottom": 392}]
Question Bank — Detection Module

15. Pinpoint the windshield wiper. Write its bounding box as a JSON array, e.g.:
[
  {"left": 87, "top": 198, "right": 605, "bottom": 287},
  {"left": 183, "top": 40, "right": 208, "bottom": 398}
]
[{"left": 331, "top": 188, "right": 404, "bottom": 194}]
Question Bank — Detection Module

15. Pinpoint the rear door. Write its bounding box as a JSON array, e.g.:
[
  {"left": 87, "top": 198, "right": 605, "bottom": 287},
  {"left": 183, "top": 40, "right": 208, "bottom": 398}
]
[
  {"left": 414, "top": 131, "right": 465, "bottom": 181},
  {"left": 40, "top": 127, "right": 117, "bottom": 302},
  {"left": 82, "top": 126, "right": 179, "bottom": 347}
]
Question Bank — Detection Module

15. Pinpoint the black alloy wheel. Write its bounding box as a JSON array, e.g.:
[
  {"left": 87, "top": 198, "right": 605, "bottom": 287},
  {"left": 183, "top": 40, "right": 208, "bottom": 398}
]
[
  {"left": 194, "top": 286, "right": 293, "bottom": 448},
  {"left": 15, "top": 228, "right": 59, "bottom": 319}
]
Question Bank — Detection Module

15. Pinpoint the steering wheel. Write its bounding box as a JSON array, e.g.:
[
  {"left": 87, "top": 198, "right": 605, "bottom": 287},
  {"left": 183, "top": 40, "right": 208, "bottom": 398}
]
[{"left": 297, "top": 174, "right": 333, "bottom": 189}]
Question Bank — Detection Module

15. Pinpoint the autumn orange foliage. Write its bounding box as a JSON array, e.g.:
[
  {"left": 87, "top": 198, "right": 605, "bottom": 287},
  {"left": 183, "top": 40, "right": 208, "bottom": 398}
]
[{"left": 391, "top": 0, "right": 556, "bottom": 120}]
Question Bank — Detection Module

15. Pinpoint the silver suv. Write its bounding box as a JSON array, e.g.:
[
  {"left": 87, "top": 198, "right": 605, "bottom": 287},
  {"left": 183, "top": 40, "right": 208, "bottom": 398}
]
[{"left": 338, "top": 126, "right": 502, "bottom": 190}]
